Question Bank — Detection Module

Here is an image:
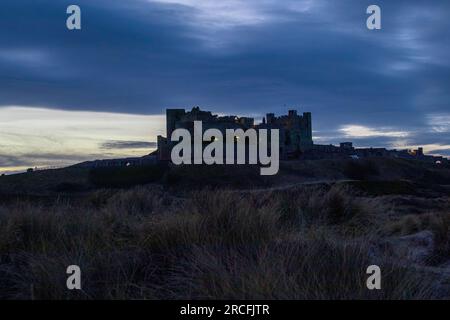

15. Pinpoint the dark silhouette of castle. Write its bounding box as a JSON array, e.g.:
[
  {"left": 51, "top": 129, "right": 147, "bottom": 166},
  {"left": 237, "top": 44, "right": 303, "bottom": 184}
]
[
  {"left": 157, "top": 106, "right": 313, "bottom": 161},
  {"left": 74, "top": 106, "right": 447, "bottom": 169}
]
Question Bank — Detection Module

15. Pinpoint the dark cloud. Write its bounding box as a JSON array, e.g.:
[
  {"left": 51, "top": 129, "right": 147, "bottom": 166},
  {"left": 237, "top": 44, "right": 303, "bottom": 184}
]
[
  {"left": 19, "top": 152, "right": 105, "bottom": 162},
  {"left": 0, "top": 154, "right": 29, "bottom": 167},
  {"left": 0, "top": 152, "right": 115, "bottom": 168},
  {"left": 0, "top": 0, "right": 449, "bottom": 152},
  {"left": 428, "top": 149, "right": 450, "bottom": 156},
  {"left": 100, "top": 140, "right": 157, "bottom": 150}
]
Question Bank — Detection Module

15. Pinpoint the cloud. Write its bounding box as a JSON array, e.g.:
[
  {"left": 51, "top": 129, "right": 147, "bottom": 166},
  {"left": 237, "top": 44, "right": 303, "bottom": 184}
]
[
  {"left": 427, "top": 114, "right": 450, "bottom": 133},
  {"left": 0, "top": 49, "right": 52, "bottom": 66},
  {"left": 0, "top": 154, "right": 29, "bottom": 167},
  {"left": 0, "top": 151, "right": 100, "bottom": 169},
  {"left": 1, "top": 0, "right": 449, "bottom": 117},
  {"left": 146, "top": 0, "right": 317, "bottom": 29},
  {"left": 0, "top": 107, "right": 164, "bottom": 173},
  {"left": 339, "top": 125, "right": 410, "bottom": 138},
  {"left": 427, "top": 148, "right": 450, "bottom": 157},
  {"left": 0, "top": 151, "right": 115, "bottom": 174},
  {"left": 100, "top": 140, "right": 157, "bottom": 150}
]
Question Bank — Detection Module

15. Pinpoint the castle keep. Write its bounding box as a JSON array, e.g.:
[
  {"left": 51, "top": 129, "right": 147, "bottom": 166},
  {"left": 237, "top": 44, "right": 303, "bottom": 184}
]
[
  {"left": 74, "top": 107, "right": 447, "bottom": 169},
  {"left": 157, "top": 107, "right": 313, "bottom": 161}
]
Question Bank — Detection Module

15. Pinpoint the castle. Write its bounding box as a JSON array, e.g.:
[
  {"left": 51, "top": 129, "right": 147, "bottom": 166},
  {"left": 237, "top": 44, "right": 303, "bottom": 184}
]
[
  {"left": 157, "top": 107, "right": 313, "bottom": 161},
  {"left": 74, "top": 106, "right": 447, "bottom": 169}
]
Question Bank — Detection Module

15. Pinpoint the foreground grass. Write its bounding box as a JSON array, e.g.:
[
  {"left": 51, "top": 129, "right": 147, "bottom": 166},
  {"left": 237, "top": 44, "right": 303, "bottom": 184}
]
[{"left": 0, "top": 185, "right": 445, "bottom": 299}]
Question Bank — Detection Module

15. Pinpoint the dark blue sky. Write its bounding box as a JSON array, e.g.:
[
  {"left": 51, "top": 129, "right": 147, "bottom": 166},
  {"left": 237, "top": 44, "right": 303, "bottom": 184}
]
[{"left": 0, "top": 0, "right": 449, "bottom": 171}]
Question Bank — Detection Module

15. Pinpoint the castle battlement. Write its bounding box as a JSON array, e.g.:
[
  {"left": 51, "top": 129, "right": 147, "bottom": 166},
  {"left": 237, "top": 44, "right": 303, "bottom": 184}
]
[{"left": 157, "top": 107, "right": 314, "bottom": 161}]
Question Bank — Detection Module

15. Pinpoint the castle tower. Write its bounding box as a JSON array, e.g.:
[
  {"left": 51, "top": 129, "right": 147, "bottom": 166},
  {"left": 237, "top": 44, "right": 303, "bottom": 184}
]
[
  {"left": 166, "top": 109, "right": 185, "bottom": 139},
  {"left": 266, "top": 113, "right": 275, "bottom": 125},
  {"left": 300, "top": 112, "right": 313, "bottom": 150}
]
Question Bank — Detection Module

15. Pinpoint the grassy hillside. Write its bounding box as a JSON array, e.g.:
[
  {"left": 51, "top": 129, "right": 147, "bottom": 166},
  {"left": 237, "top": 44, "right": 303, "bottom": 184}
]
[
  {"left": 0, "top": 158, "right": 448, "bottom": 299},
  {"left": 1, "top": 158, "right": 449, "bottom": 195},
  {"left": 0, "top": 167, "right": 92, "bottom": 196},
  {"left": 0, "top": 184, "right": 448, "bottom": 299}
]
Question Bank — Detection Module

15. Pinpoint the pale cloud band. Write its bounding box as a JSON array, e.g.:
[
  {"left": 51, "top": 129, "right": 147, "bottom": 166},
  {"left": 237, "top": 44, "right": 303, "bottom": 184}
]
[
  {"left": 339, "top": 125, "right": 410, "bottom": 139},
  {"left": 0, "top": 107, "right": 164, "bottom": 174}
]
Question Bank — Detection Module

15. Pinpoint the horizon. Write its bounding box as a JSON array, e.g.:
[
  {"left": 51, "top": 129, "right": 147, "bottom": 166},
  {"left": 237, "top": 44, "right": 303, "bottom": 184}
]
[{"left": 1, "top": 105, "right": 448, "bottom": 175}]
